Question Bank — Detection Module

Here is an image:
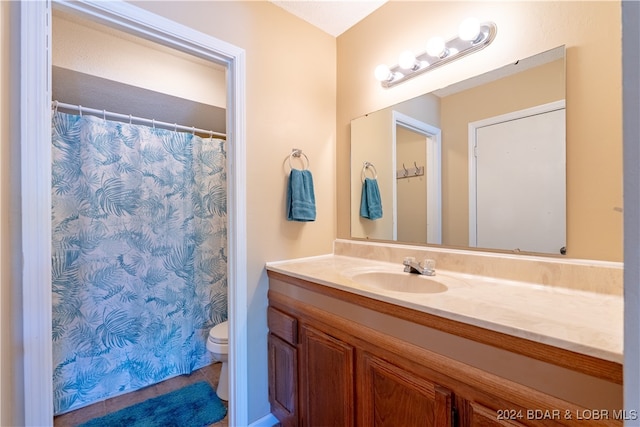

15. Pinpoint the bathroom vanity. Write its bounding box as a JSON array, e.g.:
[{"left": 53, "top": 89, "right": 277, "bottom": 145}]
[{"left": 266, "top": 241, "right": 623, "bottom": 427}]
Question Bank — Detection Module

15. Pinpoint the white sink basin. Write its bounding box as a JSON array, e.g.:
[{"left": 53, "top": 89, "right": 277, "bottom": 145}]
[{"left": 350, "top": 271, "right": 448, "bottom": 294}]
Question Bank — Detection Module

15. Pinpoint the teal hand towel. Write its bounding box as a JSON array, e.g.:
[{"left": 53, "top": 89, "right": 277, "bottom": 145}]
[
  {"left": 287, "top": 169, "right": 316, "bottom": 221},
  {"left": 360, "top": 177, "right": 383, "bottom": 220}
]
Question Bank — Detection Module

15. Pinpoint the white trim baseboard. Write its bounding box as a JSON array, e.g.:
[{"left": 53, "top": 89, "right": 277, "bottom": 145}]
[{"left": 21, "top": 1, "right": 248, "bottom": 425}]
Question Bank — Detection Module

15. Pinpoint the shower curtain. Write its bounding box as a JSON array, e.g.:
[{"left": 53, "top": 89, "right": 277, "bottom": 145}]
[{"left": 51, "top": 112, "right": 227, "bottom": 414}]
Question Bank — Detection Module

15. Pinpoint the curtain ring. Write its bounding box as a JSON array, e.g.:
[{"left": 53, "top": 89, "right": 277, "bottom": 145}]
[
  {"left": 192, "top": 126, "right": 196, "bottom": 135},
  {"left": 174, "top": 123, "right": 178, "bottom": 132},
  {"left": 152, "top": 119, "right": 155, "bottom": 129},
  {"left": 103, "top": 109, "right": 106, "bottom": 121},
  {"left": 129, "top": 114, "right": 132, "bottom": 124},
  {"left": 78, "top": 105, "right": 83, "bottom": 117}
]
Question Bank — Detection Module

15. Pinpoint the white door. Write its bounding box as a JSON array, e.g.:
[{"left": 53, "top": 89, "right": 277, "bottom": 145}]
[{"left": 471, "top": 106, "right": 566, "bottom": 254}]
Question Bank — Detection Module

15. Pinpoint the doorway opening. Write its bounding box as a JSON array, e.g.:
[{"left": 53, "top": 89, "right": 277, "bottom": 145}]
[
  {"left": 392, "top": 111, "right": 442, "bottom": 244},
  {"left": 20, "top": 2, "right": 247, "bottom": 425}
]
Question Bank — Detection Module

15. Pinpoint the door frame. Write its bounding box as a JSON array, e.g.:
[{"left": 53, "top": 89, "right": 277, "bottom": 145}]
[
  {"left": 467, "top": 100, "right": 565, "bottom": 247},
  {"left": 20, "top": 1, "right": 247, "bottom": 425},
  {"left": 392, "top": 111, "right": 442, "bottom": 244}
]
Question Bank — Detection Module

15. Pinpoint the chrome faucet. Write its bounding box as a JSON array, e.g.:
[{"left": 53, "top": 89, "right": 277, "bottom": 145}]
[{"left": 403, "top": 257, "right": 436, "bottom": 276}]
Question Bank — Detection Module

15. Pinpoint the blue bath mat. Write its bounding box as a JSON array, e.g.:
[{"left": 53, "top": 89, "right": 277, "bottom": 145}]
[{"left": 78, "top": 381, "right": 227, "bottom": 427}]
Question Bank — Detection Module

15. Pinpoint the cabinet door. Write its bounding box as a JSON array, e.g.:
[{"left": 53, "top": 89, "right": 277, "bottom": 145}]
[
  {"left": 268, "top": 333, "right": 298, "bottom": 427},
  {"left": 469, "top": 402, "right": 527, "bottom": 427},
  {"left": 299, "top": 324, "right": 355, "bottom": 427},
  {"left": 359, "top": 351, "right": 453, "bottom": 427}
]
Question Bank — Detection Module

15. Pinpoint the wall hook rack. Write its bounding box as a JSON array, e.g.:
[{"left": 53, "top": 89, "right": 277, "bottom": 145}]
[{"left": 396, "top": 163, "right": 424, "bottom": 179}]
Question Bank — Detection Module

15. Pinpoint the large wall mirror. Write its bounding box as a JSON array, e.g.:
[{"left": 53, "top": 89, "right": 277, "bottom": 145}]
[{"left": 351, "top": 46, "right": 566, "bottom": 256}]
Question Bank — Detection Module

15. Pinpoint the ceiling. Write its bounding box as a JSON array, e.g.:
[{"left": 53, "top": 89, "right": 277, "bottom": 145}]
[{"left": 270, "top": 0, "right": 388, "bottom": 37}]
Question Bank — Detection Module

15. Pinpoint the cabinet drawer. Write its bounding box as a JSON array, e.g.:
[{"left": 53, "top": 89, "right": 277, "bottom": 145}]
[{"left": 268, "top": 306, "right": 298, "bottom": 345}]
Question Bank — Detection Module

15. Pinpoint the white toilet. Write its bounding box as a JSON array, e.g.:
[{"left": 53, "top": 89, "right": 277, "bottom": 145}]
[{"left": 207, "top": 320, "right": 229, "bottom": 401}]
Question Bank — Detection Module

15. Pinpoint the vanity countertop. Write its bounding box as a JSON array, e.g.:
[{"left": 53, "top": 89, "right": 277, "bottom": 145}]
[{"left": 266, "top": 254, "right": 623, "bottom": 364}]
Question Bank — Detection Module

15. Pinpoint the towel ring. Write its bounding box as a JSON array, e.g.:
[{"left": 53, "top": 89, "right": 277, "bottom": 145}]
[
  {"left": 289, "top": 148, "right": 309, "bottom": 170},
  {"left": 361, "top": 161, "right": 378, "bottom": 183}
]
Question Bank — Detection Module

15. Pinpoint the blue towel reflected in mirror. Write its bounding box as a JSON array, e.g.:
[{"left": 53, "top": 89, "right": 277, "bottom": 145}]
[{"left": 360, "top": 177, "right": 383, "bottom": 220}]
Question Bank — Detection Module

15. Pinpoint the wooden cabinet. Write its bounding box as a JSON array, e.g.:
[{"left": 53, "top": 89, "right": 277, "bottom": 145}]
[
  {"left": 299, "top": 325, "right": 354, "bottom": 427},
  {"left": 267, "top": 307, "right": 298, "bottom": 427},
  {"left": 269, "top": 312, "right": 452, "bottom": 427},
  {"left": 468, "top": 402, "right": 527, "bottom": 427},
  {"left": 268, "top": 334, "right": 297, "bottom": 426},
  {"left": 267, "top": 271, "right": 622, "bottom": 427},
  {"left": 359, "top": 351, "right": 452, "bottom": 427}
]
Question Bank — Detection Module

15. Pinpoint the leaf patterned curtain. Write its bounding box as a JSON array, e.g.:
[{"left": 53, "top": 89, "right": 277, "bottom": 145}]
[{"left": 51, "top": 112, "right": 227, "bottom": 414}]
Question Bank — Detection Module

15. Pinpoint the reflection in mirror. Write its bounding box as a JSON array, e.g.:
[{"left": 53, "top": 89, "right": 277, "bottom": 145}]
[{"left": 351, "top": 46, "right": 566, "bottom": 255}]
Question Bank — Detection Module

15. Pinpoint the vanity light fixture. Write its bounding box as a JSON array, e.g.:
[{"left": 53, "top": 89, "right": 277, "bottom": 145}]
[{"left": 375, "top": 18, "right": 497, "bottom": 88}]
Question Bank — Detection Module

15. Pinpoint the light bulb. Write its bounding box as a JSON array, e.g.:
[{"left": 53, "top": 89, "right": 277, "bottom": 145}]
[
  {"left": 374, "top": 64, "right": 392, "bottom": 82},
  {"left": 426, "top": 36, "right": 447, "bottom": 58},
  {"left": 398, "top": 50, "right": 418, "bottom": 70},
  {"left": 459, "top": 17, "right": 481, "bottom": 41}
]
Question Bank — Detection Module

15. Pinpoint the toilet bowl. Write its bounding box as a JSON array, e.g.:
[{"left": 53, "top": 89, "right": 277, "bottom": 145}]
[{"left": 207, "top": 320, "right": 229, "bottom": 401}]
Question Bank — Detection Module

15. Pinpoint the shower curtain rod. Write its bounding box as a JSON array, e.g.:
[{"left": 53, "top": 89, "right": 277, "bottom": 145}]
[{"left": 52, "top": 100, "right": 227, "bottom": 138}]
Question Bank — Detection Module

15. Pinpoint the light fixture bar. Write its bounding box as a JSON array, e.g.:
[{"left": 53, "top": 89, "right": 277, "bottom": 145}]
[{"left": 378, "top": 21, "right": 497, "bottom": 88}]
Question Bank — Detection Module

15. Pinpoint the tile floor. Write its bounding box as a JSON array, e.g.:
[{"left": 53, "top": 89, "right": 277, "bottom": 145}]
[{"left": 53, "top": 362, "right": 228, "bottom": 427}]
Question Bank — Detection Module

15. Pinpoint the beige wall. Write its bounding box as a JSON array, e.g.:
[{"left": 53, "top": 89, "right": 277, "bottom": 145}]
[
  {"left": 1, "top": 1, "right": 336, "bottom": 424},
  {"left": 53, "top": 12, "right": 226, "bottom": 109},
  {"left": 337, "top": 1, "right": 622, "bottom": 262},
  {"left": 1, "top": 1, "right": 22, "bottom": 425}
]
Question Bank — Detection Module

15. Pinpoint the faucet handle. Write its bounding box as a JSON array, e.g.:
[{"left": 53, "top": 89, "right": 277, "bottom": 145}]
[
  {"left": 423, "top": 258, "right": 436, "bottom": 270},
  {"left": 403, "top": 256, "right": 415, "bottom": 266}
]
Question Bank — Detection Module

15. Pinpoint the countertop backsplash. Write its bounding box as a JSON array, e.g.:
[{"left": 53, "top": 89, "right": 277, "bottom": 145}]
[{"left": 333, "top": 239, "right": 623, "bottom": 296}]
